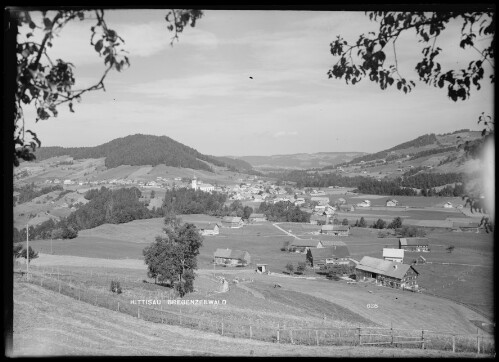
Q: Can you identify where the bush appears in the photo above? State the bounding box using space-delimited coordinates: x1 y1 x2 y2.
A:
110 280 122 294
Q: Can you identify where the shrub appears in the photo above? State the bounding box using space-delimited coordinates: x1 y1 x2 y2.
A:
110 280 122 294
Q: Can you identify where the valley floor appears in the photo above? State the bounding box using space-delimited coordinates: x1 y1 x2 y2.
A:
10 282 485 357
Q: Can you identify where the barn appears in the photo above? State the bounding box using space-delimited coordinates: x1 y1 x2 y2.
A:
382 248 404 263
399 238 429 252
306 246 351 269
289 239 318 253
213 248 251 267
249 213 267 223
316 240 347 248
193 222 220 236
355 256 419 290
221 216 244 228
320 224 350 236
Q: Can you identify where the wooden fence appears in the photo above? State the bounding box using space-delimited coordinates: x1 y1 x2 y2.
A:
19 269 495 355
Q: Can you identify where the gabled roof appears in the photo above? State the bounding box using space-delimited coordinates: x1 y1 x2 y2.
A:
193 222 219 230
290 239 318 248
356 256 418 279
321 225 350 232
452 221 480 228
399 238 429 246
309 246 350 259
222 216 242 223
383 248 404 259
250 213 266 218
214 248 249 260
318 240 347 247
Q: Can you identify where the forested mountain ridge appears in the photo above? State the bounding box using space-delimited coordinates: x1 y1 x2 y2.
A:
33 134 252 172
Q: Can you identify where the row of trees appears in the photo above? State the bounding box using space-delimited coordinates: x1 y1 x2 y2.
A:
14 182 64 204
258 201 311 223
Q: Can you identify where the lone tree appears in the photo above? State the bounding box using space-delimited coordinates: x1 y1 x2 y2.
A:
9 8 203 166
388 216 403 229
143 217 203 297
446 245 455 253
358 217 367 228
19 246 39 264
297 261 306 274
285 262 295 275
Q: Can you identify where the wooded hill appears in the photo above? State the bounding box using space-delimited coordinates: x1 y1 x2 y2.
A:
33 134 253 173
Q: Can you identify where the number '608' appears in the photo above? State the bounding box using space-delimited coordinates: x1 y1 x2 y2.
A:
367 304 378 308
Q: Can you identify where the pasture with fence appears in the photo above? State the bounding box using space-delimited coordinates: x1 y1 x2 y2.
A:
16 265 494 355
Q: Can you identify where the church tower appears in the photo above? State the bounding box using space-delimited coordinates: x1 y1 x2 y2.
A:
191 176 197 190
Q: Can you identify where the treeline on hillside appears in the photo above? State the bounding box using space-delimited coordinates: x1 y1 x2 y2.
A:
162 188 256 218
401 172 463 189
346 134 438 164
33 134 253 173
162 188 228 216
356 179 418 196
273 170 465 197
258 201 311 222
14 183 64 204
408 146 456 160
14 186 162 242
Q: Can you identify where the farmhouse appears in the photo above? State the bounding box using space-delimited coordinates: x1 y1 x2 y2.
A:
193 222 220 236
249 213 267 223
356 200 371 208
452 221 481 232
355 256 419 290
310 214 328 225
289 239 318 253
221 216 244 228
317 240 347 248
382 248 404 263
338 204 355 212
311 196 330 205
399 238 429 252
386 199 399 207
320 224 350 236
306 246 351 269
213 248 251 267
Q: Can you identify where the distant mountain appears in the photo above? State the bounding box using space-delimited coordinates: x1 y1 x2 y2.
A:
34 134 252 173
234 152 367 170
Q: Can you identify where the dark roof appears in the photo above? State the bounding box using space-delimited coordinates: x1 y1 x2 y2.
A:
222 216 242 223
310 246 350 259
250 213 266 219
214 248 249 260
318 240 347 247
321 225 349 232
399 238 429 246
356 256 418 279
290 239 318 248
452 221 480 228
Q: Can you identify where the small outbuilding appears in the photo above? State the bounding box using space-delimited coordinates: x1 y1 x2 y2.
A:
221 216 244 228
399 238 429 252
214 248 251 267
320 224 350 236
306 246 351 269
382 248 404 263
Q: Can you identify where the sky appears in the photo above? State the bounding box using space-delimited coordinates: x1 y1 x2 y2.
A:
20 9 494 157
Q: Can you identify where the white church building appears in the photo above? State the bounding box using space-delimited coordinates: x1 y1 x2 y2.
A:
192 177 214 192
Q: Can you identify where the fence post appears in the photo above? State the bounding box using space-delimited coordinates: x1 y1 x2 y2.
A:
250 325 252 339
477 329 480 354
117 302 120 312
180 308 182 325
358 327 361 346
290 329 294 344
221 319 224 336
391 325 394 346
316 330 319 346
138 306 140 319
277 323 280 343
421 330 425 350
452 335 455 353
58 280 61 293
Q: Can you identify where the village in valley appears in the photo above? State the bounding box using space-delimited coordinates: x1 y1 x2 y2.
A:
9 7 494 358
